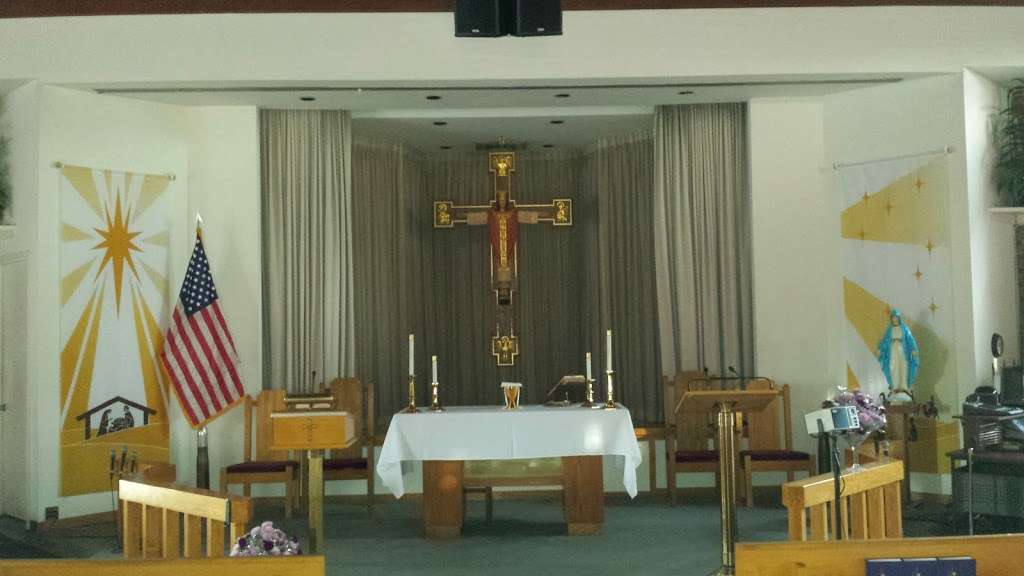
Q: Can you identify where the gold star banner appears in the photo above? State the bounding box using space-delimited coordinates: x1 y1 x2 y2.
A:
838 155 957 477
59 165 172 496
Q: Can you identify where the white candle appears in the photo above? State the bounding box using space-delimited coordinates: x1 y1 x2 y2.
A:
586 352 592 381
408 334 415 377
606 329 613 372
432 355 438 383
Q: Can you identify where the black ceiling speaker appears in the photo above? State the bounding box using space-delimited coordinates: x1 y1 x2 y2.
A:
511 0 562 37
455 0 509 37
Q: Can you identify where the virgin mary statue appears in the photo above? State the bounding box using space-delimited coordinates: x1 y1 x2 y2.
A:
878 309 920 390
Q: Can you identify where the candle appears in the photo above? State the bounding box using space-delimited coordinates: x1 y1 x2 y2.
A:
408 334 415 377
606 329 613 372
432 355 438 383
586 352 592 381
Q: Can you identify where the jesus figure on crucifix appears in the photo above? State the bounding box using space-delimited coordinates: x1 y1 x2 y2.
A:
433 152 573 365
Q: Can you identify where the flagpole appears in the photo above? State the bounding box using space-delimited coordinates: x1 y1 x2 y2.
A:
194 212 209 489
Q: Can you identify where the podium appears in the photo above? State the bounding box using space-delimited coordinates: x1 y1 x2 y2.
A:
270 410 355 553
677 389 780 576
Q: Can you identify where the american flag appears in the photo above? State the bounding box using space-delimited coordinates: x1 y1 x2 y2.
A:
160 232 244 427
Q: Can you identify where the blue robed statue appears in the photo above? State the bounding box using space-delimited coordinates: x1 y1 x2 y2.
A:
878 309 920 390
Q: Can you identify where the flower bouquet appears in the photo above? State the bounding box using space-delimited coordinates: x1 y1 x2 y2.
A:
829 388 887 471
230 521 302 557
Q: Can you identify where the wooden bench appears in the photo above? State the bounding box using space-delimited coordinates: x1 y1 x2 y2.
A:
782 460 903 541
120 479 251 558
463 458 564 520
736 534 1023 576
0 557 324 576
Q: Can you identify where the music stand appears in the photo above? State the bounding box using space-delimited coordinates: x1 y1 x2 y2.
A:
677 388 780 576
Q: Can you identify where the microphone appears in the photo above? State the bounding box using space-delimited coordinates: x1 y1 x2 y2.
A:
728 366 741 378
109 449 117 478
702 366 710 377
119 446 128 472
130 452 138 474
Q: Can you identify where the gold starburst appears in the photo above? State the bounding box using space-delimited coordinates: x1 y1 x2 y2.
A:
93 194 142 313
929 299 939 315
913 267 923 281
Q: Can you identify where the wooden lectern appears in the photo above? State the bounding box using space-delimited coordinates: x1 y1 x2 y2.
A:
677 389 780 576
270 410 354 553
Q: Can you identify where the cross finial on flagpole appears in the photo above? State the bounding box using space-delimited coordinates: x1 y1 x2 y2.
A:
195 213 204 239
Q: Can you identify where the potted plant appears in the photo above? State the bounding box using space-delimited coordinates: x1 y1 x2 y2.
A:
995 80 1024 206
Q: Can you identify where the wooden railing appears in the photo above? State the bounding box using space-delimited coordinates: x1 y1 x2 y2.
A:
119 479 252 558
782 460 903 541
0 557 324 576
736 534 1024 576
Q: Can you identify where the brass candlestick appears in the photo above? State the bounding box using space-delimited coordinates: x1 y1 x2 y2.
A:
604 369 618 409
430 380 443 412
403 375 418 413
582 377 596 408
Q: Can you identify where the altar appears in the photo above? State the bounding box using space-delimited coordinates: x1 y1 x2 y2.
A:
377 405 643 538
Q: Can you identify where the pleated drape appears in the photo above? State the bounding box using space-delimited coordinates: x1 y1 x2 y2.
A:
351 135 662 422
653 104 755 382
260 110 355 392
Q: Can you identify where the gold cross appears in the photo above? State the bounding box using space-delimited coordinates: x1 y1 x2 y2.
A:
857 228 866 241
304 418 317 442
862 191 870 204
915 176 924 192
926 239 935 255
913 266 923 281
929 299 939 316
885 200 894 215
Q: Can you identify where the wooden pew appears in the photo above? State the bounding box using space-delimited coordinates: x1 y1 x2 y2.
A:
0 556 324 576
782 460 903 541
119 479 252 558
736 534 1023 576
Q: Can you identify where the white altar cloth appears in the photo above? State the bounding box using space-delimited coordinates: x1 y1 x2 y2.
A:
376 405 643 498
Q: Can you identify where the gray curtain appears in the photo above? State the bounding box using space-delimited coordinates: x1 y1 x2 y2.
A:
352 135 662 423
261 110 356 392
653 104 754 382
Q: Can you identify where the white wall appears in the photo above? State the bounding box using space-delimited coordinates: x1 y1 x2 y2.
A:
182 106 262 491
749 98 832 458
963 70 1018 384
32 86 190 520
1 8 1024 86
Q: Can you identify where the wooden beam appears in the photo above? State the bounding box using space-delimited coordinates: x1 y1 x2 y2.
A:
119 480 231 523
3 0 1024 18
736 534 1024 576
782 460 903 509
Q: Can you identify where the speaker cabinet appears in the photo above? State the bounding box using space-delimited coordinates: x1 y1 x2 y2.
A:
511 0 562 37
455 0 509 37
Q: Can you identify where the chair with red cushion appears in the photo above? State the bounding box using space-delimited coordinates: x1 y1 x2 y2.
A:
219 390 297 517
738 381 815 507
664 372 734 505
324 378 375 515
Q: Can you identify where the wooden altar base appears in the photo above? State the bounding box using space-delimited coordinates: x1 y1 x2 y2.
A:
423 455 604 539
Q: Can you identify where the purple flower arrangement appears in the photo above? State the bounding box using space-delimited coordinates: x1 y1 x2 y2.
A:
832 388 887 436
230 521 301 557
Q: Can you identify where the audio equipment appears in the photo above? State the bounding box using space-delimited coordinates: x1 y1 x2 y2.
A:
455 0 509 37
510 0 562 37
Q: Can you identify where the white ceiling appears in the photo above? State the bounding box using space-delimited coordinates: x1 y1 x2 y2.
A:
82 75 916 149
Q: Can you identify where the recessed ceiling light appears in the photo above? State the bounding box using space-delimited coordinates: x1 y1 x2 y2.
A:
300 96 316 101
542 144 555 148
550 120 564 125
440 145 452 150
678 90 694 95
555 93 571 98
433 121 448 126
426 95 442 101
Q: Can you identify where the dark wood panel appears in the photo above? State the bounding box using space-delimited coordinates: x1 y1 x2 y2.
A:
3 0 1024 19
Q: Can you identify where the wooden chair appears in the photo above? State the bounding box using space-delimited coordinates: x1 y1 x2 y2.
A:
325 377 376 514
739 380 815 507
219 390 297 518
664 371 723 505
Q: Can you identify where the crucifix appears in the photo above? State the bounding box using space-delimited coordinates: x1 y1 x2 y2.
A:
433 151 573 366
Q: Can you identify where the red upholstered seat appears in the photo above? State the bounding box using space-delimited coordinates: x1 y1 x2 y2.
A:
675 450 719 463
324 458 368 471
740 449 811 462
225 460 297 474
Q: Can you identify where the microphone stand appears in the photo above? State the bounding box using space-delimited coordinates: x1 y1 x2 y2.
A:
818 420 845 540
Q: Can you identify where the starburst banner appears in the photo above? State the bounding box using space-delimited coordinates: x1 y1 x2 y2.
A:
59 165 172 496
838 155 957 411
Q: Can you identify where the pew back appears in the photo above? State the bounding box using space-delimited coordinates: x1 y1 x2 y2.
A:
0 556 324 576
782 460 903 541
120 479 252 559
